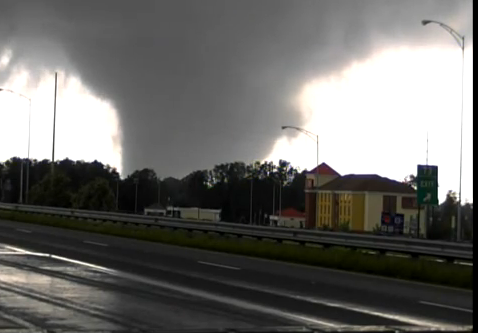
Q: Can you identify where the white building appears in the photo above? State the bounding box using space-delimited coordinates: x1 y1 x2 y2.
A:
166 206 221 222
270 208 306 228
144 203 167 216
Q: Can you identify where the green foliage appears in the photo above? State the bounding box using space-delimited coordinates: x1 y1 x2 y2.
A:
403 174 417 190
0 210 472 290
1 157 304 220
29 172 73 208
73 178 115 211
338 220 350 232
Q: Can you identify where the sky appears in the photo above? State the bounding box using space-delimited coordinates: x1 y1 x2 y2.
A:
0 0 473 203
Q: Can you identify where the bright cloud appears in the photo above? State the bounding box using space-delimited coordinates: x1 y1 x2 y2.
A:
267 45 473 203
0 48 12 70
0 60 123 174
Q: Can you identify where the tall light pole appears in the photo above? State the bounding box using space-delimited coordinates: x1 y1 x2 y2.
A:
51 72 58 180
248 163 257 225
115 176 120 211
422 19 465 241
250 175 253 224
134 177 139 213
0 88 32 204
282 126 319 226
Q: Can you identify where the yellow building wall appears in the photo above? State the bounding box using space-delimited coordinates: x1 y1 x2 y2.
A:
365 193 426 235
317 192 357 230
338 193 352 227
351 193 365 231
396 196 426 237
317 192 332 227
316 190 427 235
365 193 383 231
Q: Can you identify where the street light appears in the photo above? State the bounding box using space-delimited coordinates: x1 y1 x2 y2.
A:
281 126 319 227
115 175 120 211
134 177 139 213
0 88 32 204
422 19 465 241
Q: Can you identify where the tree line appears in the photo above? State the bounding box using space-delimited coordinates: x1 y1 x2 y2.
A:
0 157 305 224
0 158 472 241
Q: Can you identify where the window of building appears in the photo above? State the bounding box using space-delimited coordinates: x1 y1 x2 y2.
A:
382 195 397 213
307 179 314 188
401 196 417 209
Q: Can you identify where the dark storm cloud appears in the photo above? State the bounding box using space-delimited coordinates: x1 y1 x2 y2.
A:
0 0 472 177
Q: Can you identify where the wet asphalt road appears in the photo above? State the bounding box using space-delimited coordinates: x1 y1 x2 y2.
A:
0 219 473 332
0 244 288 332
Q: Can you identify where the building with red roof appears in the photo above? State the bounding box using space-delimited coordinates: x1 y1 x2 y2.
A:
270 207 306 228
304 163 425 236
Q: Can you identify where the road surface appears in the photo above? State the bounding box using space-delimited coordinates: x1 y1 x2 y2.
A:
0 219 472 332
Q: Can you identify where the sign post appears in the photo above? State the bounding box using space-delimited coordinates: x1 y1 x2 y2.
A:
416 165 438 238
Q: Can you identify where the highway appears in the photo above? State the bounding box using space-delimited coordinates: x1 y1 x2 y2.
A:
0 219 473 332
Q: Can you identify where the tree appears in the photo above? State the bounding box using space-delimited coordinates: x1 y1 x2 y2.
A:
1 156 309 220
73 178 115 211
428 190 456 240
461 203 473 241
403 174 417 189
29 172 73 208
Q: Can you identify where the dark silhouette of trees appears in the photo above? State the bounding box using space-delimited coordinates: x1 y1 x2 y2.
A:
0 157 473 240
74 178 115 211
29 172 73 208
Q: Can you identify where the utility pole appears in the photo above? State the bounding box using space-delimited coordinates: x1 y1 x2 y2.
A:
279 179 282 221
134 178 139 213
51 72 58 181
25 97 31 204
18 160 23 204
272 183 275 217
116 178 119 211
157 178 161 205
421 20 465 240
249 177 253 224
281 126 319 228
426 132 429 165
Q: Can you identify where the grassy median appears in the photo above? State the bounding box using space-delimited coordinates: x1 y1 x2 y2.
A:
0 210 472 290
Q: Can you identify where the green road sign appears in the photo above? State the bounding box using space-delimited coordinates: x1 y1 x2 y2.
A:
417 165 438 205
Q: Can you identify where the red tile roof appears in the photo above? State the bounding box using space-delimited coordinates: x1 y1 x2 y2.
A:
275 208 305 218
308 162 340 176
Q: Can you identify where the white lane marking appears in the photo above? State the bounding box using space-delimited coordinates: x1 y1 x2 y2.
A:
420 301 473 313
195 277 452 328
16 228 32 233
1 243 341 327
198 261 241 270
0 309 39 330
457 261 473 267
103 269 339 327
50 254 115 273
3 245 50 257
83 240 108 247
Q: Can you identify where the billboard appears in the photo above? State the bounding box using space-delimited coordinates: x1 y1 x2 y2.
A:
381 212 404 235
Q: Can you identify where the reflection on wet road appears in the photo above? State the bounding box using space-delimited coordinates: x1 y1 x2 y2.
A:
0 244 287 332
0 220 472 333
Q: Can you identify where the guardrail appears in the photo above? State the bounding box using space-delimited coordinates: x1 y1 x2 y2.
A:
0 203 472 262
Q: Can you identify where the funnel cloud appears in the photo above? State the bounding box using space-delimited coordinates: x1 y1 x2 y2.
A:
0 0 472 177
